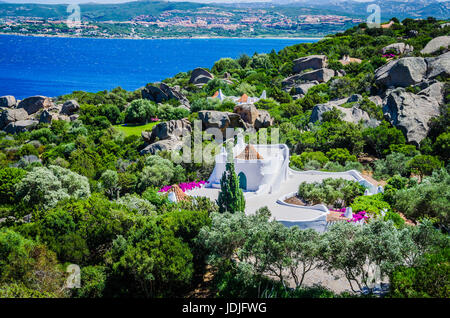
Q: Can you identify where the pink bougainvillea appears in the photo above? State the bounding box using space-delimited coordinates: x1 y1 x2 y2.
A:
158 180 209 193
341 210 370 223
330 207 346 213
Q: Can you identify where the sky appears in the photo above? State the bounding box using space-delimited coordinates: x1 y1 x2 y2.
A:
0 0 390 4
0 0 445 3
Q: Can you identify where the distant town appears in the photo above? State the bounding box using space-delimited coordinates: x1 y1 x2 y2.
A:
0 7 364 38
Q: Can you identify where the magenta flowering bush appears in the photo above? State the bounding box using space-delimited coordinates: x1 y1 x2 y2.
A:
158 180 209 193
382 53 396 58
330 207 346 213
150 117 160 122
341 210 370 223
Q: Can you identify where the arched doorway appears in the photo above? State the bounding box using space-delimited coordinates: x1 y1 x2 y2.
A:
238 172 247 190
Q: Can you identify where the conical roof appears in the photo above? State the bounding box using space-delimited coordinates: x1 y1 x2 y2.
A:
168 184 188 201
237 94 248 103
235 144 263 160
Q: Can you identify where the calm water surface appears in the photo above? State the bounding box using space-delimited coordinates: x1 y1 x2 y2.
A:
0 35 318 99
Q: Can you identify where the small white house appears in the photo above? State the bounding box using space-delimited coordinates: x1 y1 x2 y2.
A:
207 134 290 195
211 89 267 104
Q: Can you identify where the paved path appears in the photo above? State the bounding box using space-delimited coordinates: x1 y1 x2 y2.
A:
188 169 371 222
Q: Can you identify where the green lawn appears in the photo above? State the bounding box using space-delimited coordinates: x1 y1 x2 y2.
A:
112 122 158 137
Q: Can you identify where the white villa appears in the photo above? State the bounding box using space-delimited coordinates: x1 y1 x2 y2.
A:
210 89 267 104
207 134 289 195
187 134 381 232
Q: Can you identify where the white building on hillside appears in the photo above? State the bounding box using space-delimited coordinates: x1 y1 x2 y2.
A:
211 89 267 104
207 134 290 195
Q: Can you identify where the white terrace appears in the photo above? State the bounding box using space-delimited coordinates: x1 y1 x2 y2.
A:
187 135 380 232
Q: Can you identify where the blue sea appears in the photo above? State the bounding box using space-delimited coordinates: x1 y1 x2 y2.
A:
0 35 318 99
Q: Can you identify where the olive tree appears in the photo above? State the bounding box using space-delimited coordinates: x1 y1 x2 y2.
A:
100 169 120 199
319 219 406 293
124 99 156 124
138 155 184 192
16 165 90 210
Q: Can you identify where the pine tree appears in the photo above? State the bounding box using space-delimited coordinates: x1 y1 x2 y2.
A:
217 161 245 214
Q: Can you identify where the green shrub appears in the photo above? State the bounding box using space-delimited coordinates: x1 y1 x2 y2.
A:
384 211 405 228
358 97 383 120
212 58 241 74
392 169 449 225
389 248 450 298
374 152 411 179
388 144 420 157
298 178 365 207
124 99 156 124
0 167 26 204
363 121 406 157
350 193 391 215
407 155 442 180
290 152 328 170
326 148 357 165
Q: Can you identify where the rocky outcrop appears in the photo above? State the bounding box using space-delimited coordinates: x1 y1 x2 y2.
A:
234 104 274 129
198 110 246 132
254 110 273 129
383 88 441 146
0 108 29 129
382 43 414 55
222 72 234 85
60 100 80 115
4 120 39 134
142 118 192 144
39 108 71 124
39 110 53 124
417 81 446 105
426 52 450 79
140 137 184 155
375 57 427 87
297 68 335 83
233 103 260 126
142 84 169 103
368 95 383 107
407 30 418 38
420 36 450 55
293 55 327 73
375 52 449 88
0 96 16 108
281 74 302 91
189 68 214 86
310 95 373 125
293 81 319 95
140 118 191 155
17 96 53 115
160 83 190 108
282 71 333 90
142 83 190 107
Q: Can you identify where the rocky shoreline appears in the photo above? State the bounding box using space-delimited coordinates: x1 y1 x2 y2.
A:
0 32 323 41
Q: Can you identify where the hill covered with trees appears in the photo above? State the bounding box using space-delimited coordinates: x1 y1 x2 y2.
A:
0 17 449 298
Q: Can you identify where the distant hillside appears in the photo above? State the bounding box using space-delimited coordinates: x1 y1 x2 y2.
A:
292 0 450 21
0 1 207 21
2 0 447 21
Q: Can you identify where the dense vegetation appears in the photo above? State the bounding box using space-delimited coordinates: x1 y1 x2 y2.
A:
0 17 449 298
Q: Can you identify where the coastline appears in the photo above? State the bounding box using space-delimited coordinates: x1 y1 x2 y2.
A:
0 32 324 41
